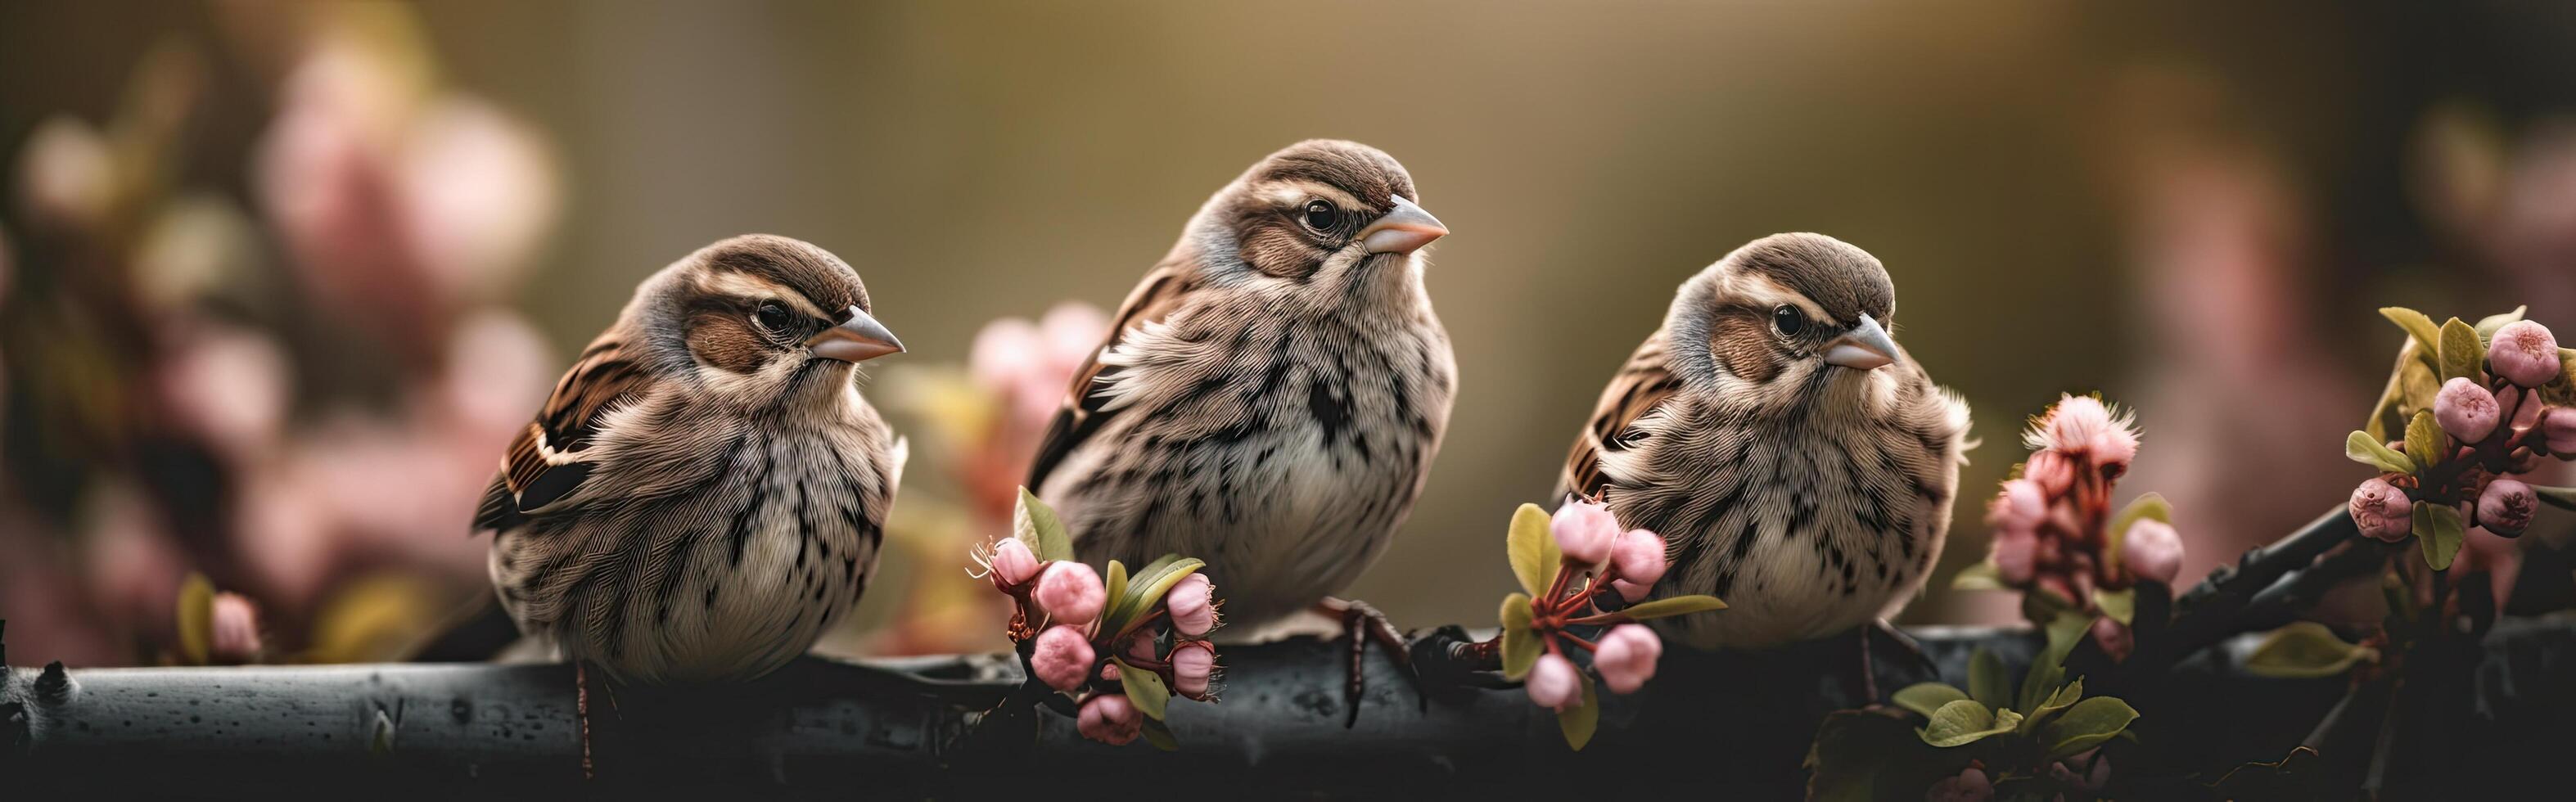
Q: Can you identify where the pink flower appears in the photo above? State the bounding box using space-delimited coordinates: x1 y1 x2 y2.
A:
2090 615 2135 661
1591 624 1663 694
2434 377 2501 444
1609 529 1668 599
988 538 1040 588
2032 394 2139 468
1924 766 1994 802
1525 653 1582 711
1076 692 1143 746
1550 498 1620 565
2022 450 2077 497
1030 625 1096 692
2542 408 2576 456
1166 573 1217 637
2488 321 2563 389
1992 528 2038 585
1035 561 1106 626
1171 641 1216 699
2477 479 2537 537
210 592 263 663
2119 519 2184 586
2349 477 2414 543
1986 479 2046 533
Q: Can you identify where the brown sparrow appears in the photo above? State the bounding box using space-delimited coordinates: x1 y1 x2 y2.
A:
1563 232 1970 654
1026 139 1455 723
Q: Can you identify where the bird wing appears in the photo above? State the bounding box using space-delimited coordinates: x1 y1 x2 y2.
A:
1027 262 1193 493
471 335 654 532
1563 332 1685 498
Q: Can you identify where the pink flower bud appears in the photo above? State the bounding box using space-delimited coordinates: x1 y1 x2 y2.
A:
2488 320 2563 389
1035 561 1106 626
1030 624 1096 692
2477 479 2537 537
1076 692 1142 746
1171 641 1216 699
1525 653 1582 711
1610 529 1668 592
2118 518 2183 586
1166 573 1217 637
1550 498 1620 565
2435 377 2501 444
989 538 1040 588
2023 450 2077 497
1985 479 2046 535
1925 766 1994 802
2350 477 2415 543
1592 624 1664 694
210 592 262 663
2542 408 2576 457
2036 394 2140 468
2090 615 2134 661
1992 528 2039 585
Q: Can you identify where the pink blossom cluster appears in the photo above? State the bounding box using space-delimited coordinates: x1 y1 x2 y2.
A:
975 538 1220 746
1981 395 2185 659
1522 498 1676 710
2350 320 2571 543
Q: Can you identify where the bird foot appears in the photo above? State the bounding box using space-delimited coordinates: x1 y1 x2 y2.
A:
1315 597 1426 728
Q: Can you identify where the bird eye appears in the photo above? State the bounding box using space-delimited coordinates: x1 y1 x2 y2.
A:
753 302 793 333
1302 200 1338 233
1771 305 1807 336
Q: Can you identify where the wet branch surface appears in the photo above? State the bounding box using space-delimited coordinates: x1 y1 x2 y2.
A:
7 616 2574 800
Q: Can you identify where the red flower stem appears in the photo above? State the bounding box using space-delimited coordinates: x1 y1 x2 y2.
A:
1559 634 1599 653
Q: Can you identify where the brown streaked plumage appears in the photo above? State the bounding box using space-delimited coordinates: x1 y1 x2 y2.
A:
1563 232 1970 651
476 234 907 685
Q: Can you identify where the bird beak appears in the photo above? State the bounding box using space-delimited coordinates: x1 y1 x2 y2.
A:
805 306 905 363
1360 196 1448 255
1822 314 1898 371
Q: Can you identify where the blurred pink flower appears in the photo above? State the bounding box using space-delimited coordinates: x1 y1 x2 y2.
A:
1029 624 1094 692
395 97 557 304
2487 321 2561 389
1034 561 1105 626
1924 766 1993 802
1076 692 1142 746
1591 624 1662 694
154 322 295 465
1986 479 2046 535
2031 394 2140 469
210 592 263 663
2434 377 2500 444
987 538 1040 588
971 303 1110 432
2119 518 2183 586
1525 653 1581 711
1171 640 1216 700
1550 497 1619 565
2349 477 2414 543
80 484 187 631
2542 408 2576 455
1991 528 2038 586
2022 450 2077 497
1165 573 1216 637
2090 615 2134 662
1609 529 1667 601
2476 479 2535 537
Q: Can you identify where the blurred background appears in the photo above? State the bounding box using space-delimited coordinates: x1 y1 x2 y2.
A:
4 1 2573 668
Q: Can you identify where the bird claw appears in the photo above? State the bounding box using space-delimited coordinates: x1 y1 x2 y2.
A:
1319 598 1426 728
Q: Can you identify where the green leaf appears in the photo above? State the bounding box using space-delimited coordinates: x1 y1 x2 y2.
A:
1115 657 1172 721
2243 621 2379 678
1121 556 1203 623
1013 487 1073 563
1615 594 1726 620
2041 696 2139 760
1557 669 1599 750
2536 485 2576 512
1507 503 1559 598
1103 559 1129 619
2019 678 2084 734
1968 648 2012 710
1920 700 2014 747
1139 716 1180 750
1950 561 2004 591
2417 503 2465 571
2406 411 2447 467
2402 358 2442 417
2474 305 2527 337
2438 317 2482 381
1499 593 1540 680
2019 611 2093 711
2380 307 2442 353
176 573 214 665
2093 588 2136 626
2344 430 2414 475
1892 683 1969 719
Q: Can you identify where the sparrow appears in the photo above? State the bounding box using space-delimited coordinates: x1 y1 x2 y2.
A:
1562 232 1970 658
472 234 907 769
1026 139 1455 723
